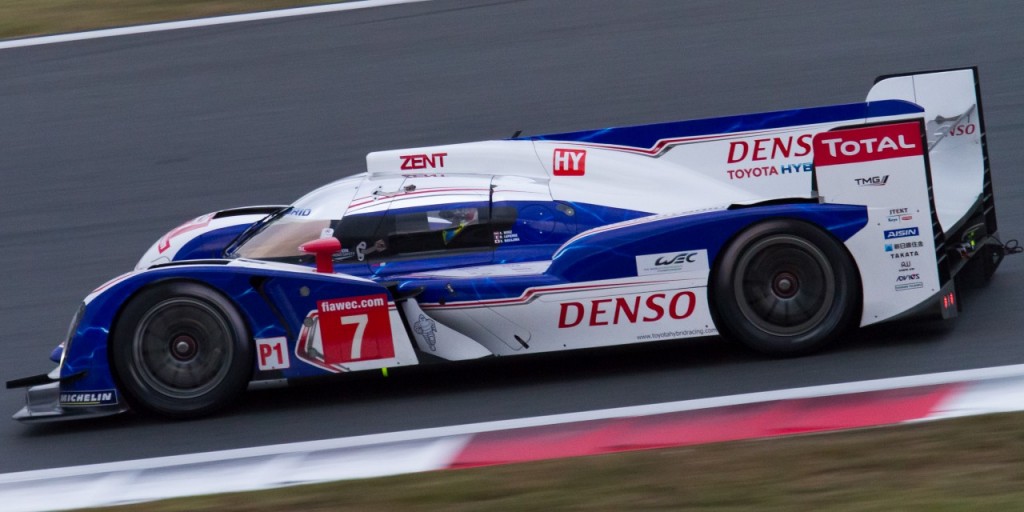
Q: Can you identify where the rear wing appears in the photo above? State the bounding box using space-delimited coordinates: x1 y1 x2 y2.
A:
867 67 993 238
814 67 1005 324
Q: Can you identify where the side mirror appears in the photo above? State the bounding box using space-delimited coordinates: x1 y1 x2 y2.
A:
298 238 342 274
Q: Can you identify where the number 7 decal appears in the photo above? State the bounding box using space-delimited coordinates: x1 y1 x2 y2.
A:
316 294 395 364
341 314 368 360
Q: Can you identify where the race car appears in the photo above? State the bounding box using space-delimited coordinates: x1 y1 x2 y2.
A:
7 67 1011 421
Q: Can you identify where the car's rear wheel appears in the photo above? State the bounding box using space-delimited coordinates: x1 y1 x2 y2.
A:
111 281 252 418
711 219 859 355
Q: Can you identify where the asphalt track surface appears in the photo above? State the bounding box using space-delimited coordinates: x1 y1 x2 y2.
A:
1 0 1022 473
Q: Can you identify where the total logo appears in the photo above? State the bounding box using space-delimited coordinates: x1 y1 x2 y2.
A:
855 175 889 186
558 291 697 328
820 135 916 157
814 122 922 165
884 227 920 239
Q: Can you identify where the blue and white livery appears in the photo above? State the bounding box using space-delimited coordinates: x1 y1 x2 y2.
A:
8 68 1009 421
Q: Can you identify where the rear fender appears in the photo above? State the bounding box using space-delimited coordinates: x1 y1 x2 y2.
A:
813 120 947 325
547 204 867 283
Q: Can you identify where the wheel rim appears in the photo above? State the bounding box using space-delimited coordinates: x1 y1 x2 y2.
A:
733 234 836 337
132 297 234 399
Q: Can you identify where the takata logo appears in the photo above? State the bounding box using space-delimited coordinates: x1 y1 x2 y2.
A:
400 152 447 170
855 175 889 186
553 148 586 176
814 122 923 166
884 227 920 239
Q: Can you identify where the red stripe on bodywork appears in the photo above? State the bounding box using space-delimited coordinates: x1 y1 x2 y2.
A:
448 384 959 468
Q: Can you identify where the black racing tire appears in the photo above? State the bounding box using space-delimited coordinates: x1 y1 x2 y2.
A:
710 219 860 356
111 281 252 419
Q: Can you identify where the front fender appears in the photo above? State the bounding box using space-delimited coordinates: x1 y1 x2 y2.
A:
136 205 286 270
60 260 417 403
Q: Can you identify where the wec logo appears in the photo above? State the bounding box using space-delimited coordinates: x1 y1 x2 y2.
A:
636 249 709 276
884 227 920 239
655 252 700 265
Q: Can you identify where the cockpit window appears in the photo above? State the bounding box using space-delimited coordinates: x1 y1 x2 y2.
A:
230 176 359 261
339 204 494 262
231 214 332 259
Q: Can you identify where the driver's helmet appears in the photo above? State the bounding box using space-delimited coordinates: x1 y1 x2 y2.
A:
442 207 479 225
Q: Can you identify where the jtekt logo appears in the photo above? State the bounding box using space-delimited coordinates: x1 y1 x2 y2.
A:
553 148 586 176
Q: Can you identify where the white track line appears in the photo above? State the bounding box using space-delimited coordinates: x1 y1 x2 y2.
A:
3 362 1024 484
0 0 431 51
4 364 1024 512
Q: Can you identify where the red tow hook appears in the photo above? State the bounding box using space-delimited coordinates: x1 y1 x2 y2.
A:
299 238 342 274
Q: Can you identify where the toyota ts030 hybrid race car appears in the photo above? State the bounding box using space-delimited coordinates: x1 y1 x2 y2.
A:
7 67 1013 422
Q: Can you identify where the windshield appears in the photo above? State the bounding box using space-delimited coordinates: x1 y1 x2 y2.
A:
230 176 361 260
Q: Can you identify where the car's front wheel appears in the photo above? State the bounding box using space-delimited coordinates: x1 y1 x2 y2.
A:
111 281 252 418
711 219 860 356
